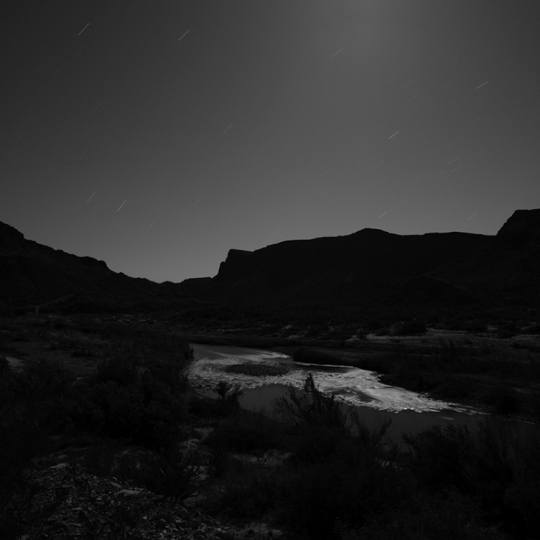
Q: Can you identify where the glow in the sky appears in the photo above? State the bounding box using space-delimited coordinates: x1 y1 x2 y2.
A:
2 0 540 282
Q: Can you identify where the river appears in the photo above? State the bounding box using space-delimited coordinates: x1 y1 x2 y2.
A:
188 343 491 440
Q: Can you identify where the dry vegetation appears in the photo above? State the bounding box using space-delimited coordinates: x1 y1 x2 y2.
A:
1 313 540 539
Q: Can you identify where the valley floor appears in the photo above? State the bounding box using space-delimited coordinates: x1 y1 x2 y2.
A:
2 312 540 539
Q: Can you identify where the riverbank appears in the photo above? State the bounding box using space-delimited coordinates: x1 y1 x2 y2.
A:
189 343 465 416
182 330 540 423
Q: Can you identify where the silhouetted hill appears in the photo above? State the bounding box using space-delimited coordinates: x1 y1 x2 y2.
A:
429 209 540 304
0 221 186 312
178 209 540 310
2 209 539 315
180 228 489 306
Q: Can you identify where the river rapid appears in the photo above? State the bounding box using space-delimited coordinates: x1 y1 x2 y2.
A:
188 343 488 439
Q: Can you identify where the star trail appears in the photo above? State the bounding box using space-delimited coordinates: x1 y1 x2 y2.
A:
2 0 540 282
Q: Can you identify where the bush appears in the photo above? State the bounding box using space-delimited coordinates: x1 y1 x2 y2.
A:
274 373 357 437
204 461 290 519
84 444 204 502
135 447 205 500
205 411 286 455
344 491 507 540
215 381 243 410
290 424 343 464
363 318 384 331
0 360 68 540
481 383 521 415
68 378 188 449
188 396 231 419
97 354 139 385
274 373 391 466
0 418 51 539
464 321 488 333
525 323 540 334
402 418 540 538
394 320 427 336
497 322 518 339
282 441 413 539
433 374 475 399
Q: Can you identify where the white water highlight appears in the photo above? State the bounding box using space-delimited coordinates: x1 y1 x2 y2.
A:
189 344 473 414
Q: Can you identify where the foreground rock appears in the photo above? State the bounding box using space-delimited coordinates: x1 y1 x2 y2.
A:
21 461 283 540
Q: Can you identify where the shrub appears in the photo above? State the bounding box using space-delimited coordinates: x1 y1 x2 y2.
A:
207 435 230 478
205 411 286 455
204 461 290 519
274 374 391 467
0 418 51 539
402 418 540 538
97 354 139 385
394 319 427 336
481 383 521 415
433 374 475 399
464 321 488 333
343 491 507 540
282 441 413 539
274 373 356 437
290 424 343 464
497 322 518 339
363 318 384 331
135 447 205 501
402 423 476 493
188 396 231 419
215 381 243 409
68 372 188 450
84 444 204 502
525 323 540 334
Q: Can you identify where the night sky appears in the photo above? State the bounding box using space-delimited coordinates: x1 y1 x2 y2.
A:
3 1 540 283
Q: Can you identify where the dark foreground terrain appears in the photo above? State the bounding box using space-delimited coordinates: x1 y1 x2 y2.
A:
2 313 540 540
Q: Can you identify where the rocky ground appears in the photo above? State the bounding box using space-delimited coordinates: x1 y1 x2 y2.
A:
20 449 284 540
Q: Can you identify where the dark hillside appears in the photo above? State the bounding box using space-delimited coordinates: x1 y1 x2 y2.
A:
2 209 540 315
429 209 540 304
0 221 185 312
177 209 540 312
183 227 490 306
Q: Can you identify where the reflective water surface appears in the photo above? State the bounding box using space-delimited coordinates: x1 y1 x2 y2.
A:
189 343 491 439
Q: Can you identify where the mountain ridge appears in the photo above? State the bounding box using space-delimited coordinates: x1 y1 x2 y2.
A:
183 209 540 309
2 209 540 313
0 221 185 312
